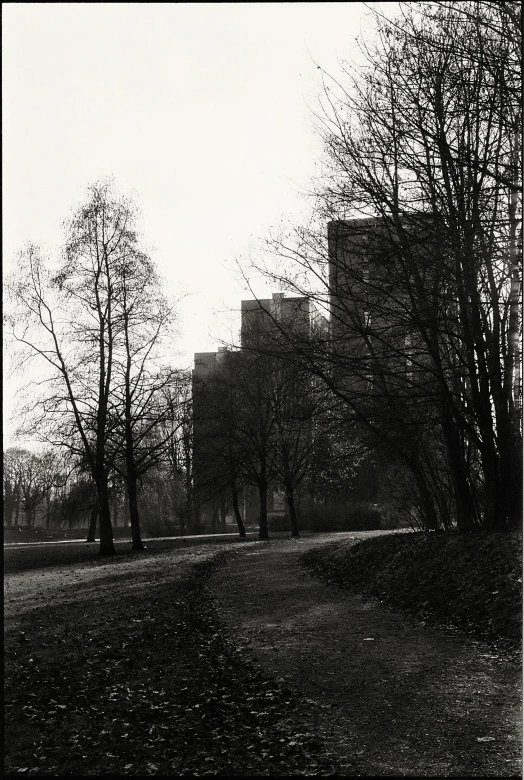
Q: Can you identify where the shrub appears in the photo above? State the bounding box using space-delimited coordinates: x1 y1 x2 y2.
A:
299 501 384 532
268 514 291 532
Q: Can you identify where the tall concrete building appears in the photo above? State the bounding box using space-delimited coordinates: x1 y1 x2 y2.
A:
241 292 328 348
191 348 230 529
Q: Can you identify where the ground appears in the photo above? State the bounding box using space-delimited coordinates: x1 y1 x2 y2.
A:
4 531 522 776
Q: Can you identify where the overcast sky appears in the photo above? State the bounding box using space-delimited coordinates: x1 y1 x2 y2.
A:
3 2 381 445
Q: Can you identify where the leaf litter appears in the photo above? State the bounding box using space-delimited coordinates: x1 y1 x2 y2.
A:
4 544 350 776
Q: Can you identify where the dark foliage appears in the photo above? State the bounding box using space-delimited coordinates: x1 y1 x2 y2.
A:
299 504 384 533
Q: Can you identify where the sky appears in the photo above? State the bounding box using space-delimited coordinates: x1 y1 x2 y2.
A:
3 2 382 446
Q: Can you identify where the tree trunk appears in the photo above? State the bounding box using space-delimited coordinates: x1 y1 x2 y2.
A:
258 482 269 540
211 500 219 533
231 482 246 538
127 475 144 550
491 376 522 530
440 409 477 531
96 474 115 556
285 484 300 538
219 495 227 532
479 443 503 531
505 438 523 530
86 506 98 542
123 390 145 549
505 112 523 529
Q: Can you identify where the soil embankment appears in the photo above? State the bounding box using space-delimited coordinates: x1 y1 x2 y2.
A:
301 531 522 650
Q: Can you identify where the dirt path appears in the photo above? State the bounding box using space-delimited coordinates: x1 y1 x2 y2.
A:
209 536 522 777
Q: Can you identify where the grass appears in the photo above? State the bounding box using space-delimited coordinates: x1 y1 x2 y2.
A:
301 531 522 651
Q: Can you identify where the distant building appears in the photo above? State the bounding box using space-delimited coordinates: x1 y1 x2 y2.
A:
192 348 229 529
241 292 328 348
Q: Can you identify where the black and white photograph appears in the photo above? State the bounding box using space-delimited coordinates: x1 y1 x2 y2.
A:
3 2 522 776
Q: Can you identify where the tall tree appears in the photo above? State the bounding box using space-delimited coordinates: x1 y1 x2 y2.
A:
109 245 178 551
6 182 147 553
254 1 521 531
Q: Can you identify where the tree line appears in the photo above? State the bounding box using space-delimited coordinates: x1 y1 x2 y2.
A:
249 0 521 533
193 307 390 540
3 441 195 539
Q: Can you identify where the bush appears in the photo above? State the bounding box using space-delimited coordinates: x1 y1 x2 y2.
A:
268 514 291 532
140 516 179 538
299 501 384 532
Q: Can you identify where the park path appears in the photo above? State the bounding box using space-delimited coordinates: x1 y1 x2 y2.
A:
209 536 522 777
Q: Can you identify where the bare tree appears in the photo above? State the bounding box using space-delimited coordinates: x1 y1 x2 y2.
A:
37 448 70 531
6 181 148 554
4 448 32 527
162 373 196 535
108 245 179 550
252 1 521 531
4 448 23 527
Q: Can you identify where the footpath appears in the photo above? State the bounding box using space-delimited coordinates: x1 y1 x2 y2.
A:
209 537 522 777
